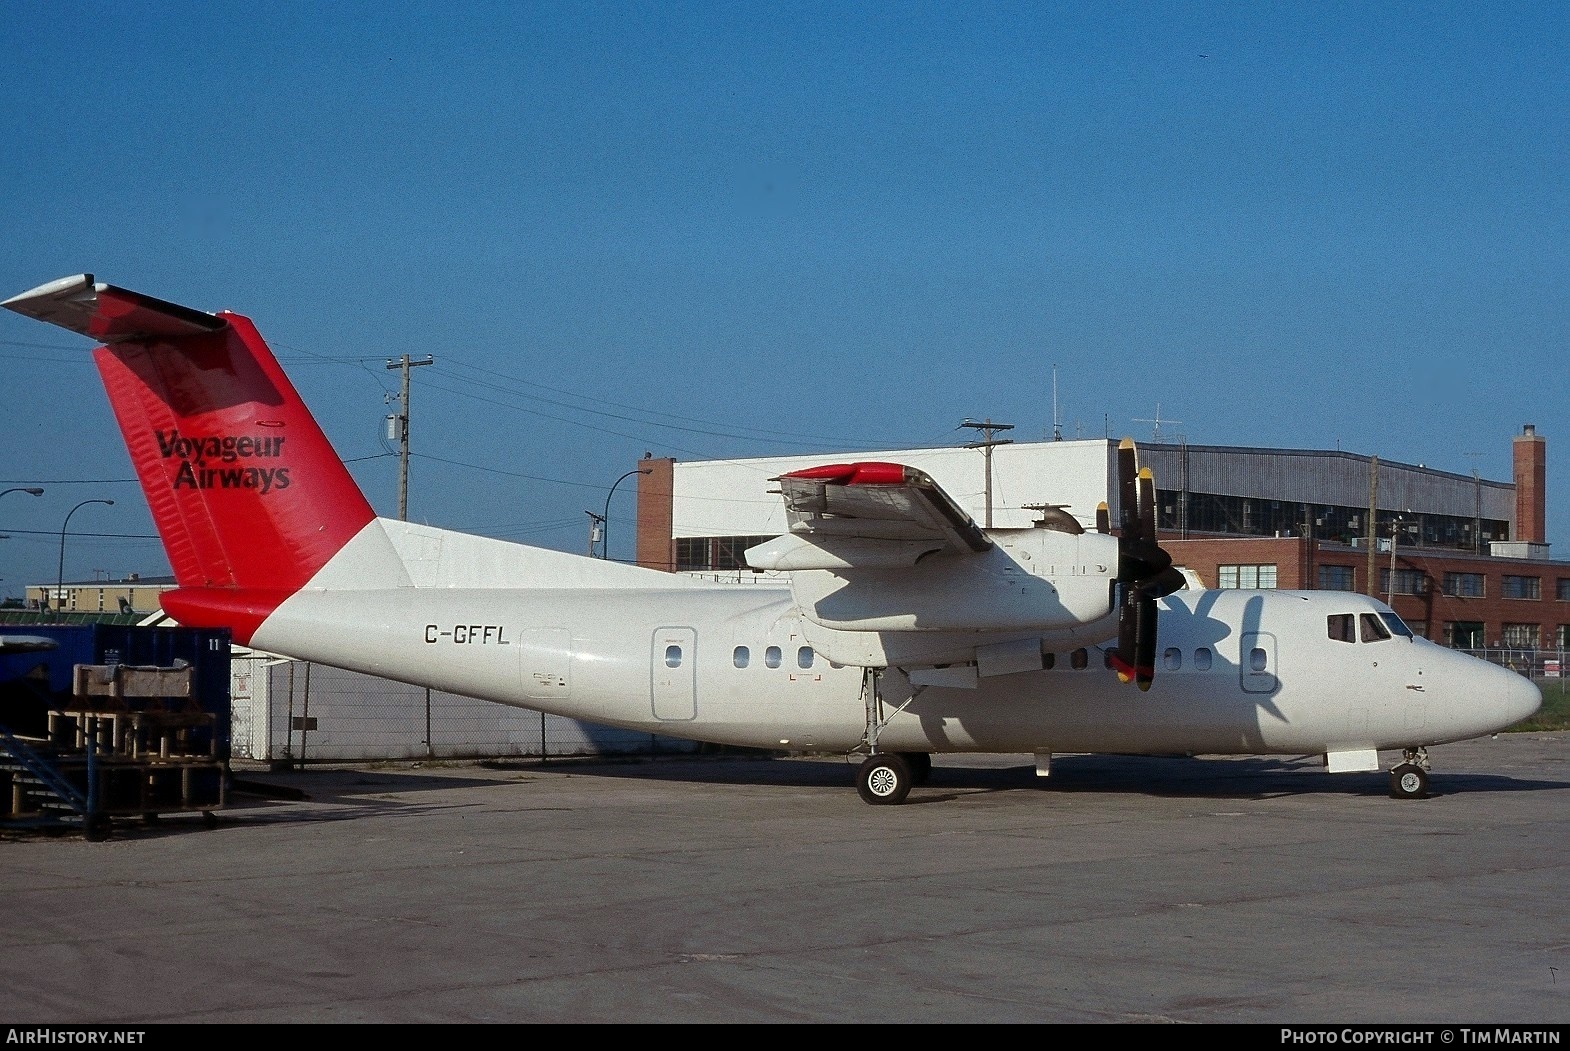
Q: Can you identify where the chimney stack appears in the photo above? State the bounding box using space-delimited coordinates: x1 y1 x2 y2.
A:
1512 424 1546 543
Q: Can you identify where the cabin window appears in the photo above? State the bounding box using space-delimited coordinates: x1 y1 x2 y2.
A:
733 646 749 669
1193 647 1212 670
797 646 814 669
1104 649 1117 670
1249 647 1268 672
1070 648 1088 670
1041 652 1056 670
1359 613 1391 643
764 645 782 669
1163 647 1181 671
1327 614 1356 643
664 645 683 668
1380 612 1414 639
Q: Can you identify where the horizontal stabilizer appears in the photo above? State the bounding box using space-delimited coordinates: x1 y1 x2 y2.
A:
2 274 227 343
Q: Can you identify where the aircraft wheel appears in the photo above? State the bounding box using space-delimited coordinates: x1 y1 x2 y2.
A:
857 754 912 805
1389 763 1429 800
898 752 932 785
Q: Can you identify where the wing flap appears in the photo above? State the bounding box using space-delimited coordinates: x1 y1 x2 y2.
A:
774 462 991 556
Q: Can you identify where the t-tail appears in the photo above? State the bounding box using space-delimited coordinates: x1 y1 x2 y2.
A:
3 275 377 643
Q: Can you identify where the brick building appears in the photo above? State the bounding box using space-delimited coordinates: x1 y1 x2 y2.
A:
632 426 1564 653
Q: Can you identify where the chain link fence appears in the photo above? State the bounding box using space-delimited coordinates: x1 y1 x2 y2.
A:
1459 648 1567 681
230 657 697 765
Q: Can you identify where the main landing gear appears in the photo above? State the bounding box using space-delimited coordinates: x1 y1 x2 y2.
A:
1389 746 1432 799
854 668 932 805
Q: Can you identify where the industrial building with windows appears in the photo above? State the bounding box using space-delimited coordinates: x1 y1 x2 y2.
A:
632 425 1564 657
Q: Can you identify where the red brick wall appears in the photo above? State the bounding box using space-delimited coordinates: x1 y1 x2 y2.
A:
635 457 676 571
1513 425 1547 544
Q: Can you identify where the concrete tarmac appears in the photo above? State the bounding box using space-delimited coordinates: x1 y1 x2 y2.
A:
3 732 1568 1025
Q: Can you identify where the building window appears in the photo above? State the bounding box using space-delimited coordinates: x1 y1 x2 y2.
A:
1445 621 1484 648
1558 579 1570 601
1318 565 1355 591
1379 568 1426 596
1501 623 1540 648
1501 575 1541 600
1218 564 1277 589
676 535 779 573
1443 572 1485 598
1556 625 1569 649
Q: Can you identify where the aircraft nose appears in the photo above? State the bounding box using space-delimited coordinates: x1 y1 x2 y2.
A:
1502 667 1543 726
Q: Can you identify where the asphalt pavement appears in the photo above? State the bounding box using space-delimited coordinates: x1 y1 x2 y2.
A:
3 732 1568 1024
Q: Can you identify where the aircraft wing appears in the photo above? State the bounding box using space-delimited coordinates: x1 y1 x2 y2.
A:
761 462 991 567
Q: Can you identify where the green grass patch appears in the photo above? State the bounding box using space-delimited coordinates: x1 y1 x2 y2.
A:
1510 678 1570 732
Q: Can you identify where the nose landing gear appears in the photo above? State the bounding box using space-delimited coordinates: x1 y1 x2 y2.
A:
1389 747 1432 799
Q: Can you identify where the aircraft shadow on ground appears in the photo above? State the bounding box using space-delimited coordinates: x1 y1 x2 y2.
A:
40 752 1553 842
472 752 1569 801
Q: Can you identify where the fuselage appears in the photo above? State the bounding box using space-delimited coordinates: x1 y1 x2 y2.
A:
235 521 1540 759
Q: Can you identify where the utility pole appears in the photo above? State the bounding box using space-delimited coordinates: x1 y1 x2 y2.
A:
1387 514 1405 606
1464 452 1484 554
961 418 1013 528
585 511 605 557
385 354 434 520
1365 455 1379 597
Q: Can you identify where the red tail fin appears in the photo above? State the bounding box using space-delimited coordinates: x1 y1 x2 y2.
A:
5 276 376 639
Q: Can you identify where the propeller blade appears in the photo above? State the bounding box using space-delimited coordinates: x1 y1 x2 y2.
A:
1117 438 1139 546
1111 587 1141 684
1095 501 1111 535
1137 466 1158 548
1134 591 1157 691
1108 437 1174 691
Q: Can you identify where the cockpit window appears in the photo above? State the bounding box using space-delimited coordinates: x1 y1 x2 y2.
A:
1360 613 1392 643
1379 612 1414 639
1327 614 1356 643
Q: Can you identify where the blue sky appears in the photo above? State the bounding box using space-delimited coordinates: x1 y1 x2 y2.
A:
1 2 1566 598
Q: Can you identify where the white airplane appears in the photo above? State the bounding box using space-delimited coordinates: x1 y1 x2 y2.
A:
4 275 1542 804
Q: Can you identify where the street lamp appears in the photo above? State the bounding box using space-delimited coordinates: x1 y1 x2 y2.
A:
1 487 44 499
56 499 114 613
1386 513 1407 607
601 468 653 560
